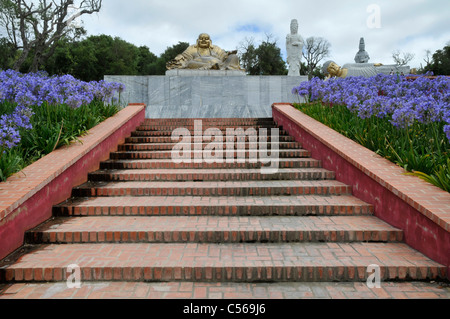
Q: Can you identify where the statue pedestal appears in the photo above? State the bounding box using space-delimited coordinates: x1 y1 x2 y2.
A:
165 69 247 76
105 74 308 119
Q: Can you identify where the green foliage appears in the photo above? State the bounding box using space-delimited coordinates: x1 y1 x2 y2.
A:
0 100 120 181
0 37 16 70
239 42 258 73
300 62 324 79
0 147 24 181
151 42 190 75
74 35 141 81
137 46 158 75
424 44 450 76
160 42 190 62
7 31 290 79
407 158 450 192
295 102 450 192
244 38 287 75
254 41 287 75
40 35 190 80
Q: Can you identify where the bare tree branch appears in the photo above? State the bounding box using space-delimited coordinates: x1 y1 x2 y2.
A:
303 37 331 79
0 0 102 71
392 50 415 66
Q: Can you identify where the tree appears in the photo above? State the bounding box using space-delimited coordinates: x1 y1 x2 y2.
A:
41 34 164 80
238 35 287 75
300 61 323 79
69 36 98 80
73 35 141 81
423 50 432 68
140 41 189 75
0 37 16 69
238 37 258 73
42 36 75 75
392 50 415 66
0 0 102 72
424 43 450 75
153 41 190 75
137 45 158 75
160 41 189 63
303 37 331 80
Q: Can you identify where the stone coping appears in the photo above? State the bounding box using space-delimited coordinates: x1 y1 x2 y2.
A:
165 69 247 76
0 104 146 223
272 103 450 233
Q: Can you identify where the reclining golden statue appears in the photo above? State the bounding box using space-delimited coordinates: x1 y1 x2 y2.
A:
322 61 384 79
167 33 244 71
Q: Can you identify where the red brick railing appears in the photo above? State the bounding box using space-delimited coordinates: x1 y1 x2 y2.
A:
272 103 450 277
405 76 450 80
0 104 146 261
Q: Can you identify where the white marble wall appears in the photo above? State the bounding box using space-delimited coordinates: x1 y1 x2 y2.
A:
104 75 308 118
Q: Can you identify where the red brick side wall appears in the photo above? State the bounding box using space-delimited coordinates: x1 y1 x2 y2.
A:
0 104 146 261
272 103 450 277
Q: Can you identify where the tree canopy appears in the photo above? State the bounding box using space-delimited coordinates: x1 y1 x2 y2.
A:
1 32 290 80
0 34 190 81
303 37 331 80
238 35 287 75
0 0 102 72
424 43 450 76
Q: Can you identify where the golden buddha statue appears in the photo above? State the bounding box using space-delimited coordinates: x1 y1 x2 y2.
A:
167 33 244 71
322 61 384 80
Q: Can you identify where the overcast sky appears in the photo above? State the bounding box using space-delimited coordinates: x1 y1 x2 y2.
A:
80 0 449 69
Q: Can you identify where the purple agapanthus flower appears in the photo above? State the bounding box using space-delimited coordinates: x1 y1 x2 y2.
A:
0 70 125 152
292 74 450 142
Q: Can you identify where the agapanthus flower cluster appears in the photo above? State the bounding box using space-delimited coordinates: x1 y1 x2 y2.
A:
0 70 125 152
0 105 33 152
292 74 450 142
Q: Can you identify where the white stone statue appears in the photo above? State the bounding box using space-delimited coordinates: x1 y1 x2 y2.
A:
354 37 370 63
286 19 304 76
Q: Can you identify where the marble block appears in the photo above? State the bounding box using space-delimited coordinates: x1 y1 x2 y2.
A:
165 69 246 76
105 75 308 118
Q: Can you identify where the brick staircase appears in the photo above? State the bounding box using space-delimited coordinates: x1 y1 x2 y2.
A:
0 118 447 295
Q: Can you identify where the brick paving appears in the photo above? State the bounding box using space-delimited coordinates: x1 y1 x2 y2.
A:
1 281 449 299
72 180 353 197
0 117 448 299
52 195 373 217
25 216 404 244
2 242 446 282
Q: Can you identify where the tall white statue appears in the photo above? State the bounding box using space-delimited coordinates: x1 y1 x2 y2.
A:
286 19 304 76
354 37 370 63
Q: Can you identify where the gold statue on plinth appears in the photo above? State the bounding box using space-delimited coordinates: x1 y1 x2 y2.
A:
167 33 244 71
322 61 384 80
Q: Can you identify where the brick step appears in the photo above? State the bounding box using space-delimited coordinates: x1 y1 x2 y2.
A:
131 129 290 137
109 149 310 160
87 168 335 182
1 243 445 283
73 180 352 197
118 142 301 152
126 135 296 144
99 158 322 170
143 118 274 125
25 216 404 244
2 281 449 299
53 195 373 217
136 124 280 131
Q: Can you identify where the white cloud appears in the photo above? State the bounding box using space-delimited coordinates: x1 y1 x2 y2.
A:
82 0 450 69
